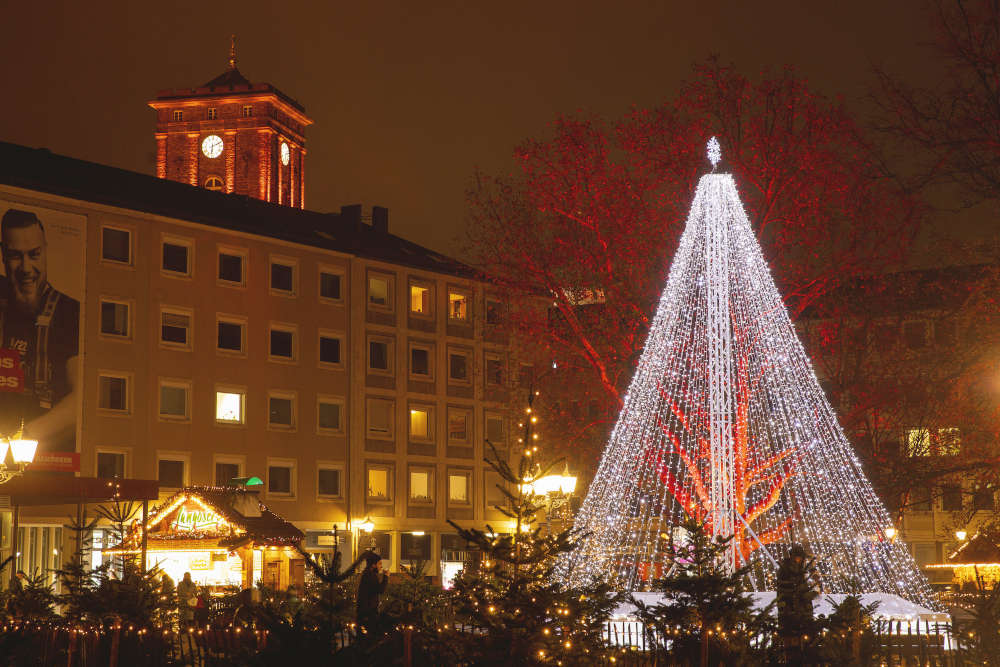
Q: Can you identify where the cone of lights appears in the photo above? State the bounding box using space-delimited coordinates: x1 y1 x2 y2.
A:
558 139 935 607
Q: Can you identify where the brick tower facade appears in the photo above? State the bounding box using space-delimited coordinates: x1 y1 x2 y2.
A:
149 41 312 208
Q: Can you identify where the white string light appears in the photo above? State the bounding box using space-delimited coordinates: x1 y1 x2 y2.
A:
557 142 937 609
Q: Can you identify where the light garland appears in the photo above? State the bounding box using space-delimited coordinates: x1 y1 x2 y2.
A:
557 140 937 609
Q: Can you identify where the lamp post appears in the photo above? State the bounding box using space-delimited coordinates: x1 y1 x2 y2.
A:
522 464 578 533
0 422 38 485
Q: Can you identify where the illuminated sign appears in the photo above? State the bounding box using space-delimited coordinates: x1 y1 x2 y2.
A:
171 506 224 533
0 349 24 392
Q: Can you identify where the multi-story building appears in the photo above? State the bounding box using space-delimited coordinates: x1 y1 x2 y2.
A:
0 59 516 584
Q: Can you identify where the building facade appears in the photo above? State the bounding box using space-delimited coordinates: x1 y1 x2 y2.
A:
0 141 515 584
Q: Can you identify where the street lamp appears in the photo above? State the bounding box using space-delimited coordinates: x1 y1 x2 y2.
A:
955 529 968 542
0 423 38 485
884 526 898 541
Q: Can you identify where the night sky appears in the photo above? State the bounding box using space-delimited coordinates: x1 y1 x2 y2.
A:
0 1 939 257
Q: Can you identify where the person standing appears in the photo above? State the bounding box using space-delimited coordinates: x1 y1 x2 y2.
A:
176 572 197 627
355 552 388 637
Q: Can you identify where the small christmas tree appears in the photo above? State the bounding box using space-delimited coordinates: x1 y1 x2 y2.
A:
632 517 767 666
445 389 619 665
775 544 819 662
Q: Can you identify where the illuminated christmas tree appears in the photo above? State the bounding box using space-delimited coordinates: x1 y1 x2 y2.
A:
559 139 935 607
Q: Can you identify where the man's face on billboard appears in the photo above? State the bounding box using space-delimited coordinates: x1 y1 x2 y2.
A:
2 223 47 310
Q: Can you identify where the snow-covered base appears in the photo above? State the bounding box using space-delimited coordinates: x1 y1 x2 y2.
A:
605 592 951 648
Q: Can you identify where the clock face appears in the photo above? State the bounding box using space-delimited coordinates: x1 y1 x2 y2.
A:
201 135 224 159
280 142 290 166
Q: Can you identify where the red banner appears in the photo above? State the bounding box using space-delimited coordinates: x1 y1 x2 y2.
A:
29 452 80 473
0 349 23 393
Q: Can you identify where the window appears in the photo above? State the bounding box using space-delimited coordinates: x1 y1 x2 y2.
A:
410 283 431 315
317 466 342 499
204 176 224 191
96 451 125 479
160 309 192 348
172 110 183 121
410 344 432 378
367 465 392 501
101 227 131 264
99 299 129 338
942 484 963 511
98 374 129 412
267 459 296 497
319 269 343 301
448 472 470 504
903 320 928 350
448 408 471 444
448 291 469 321
269 324 297 361
409 406 432 440
448 350 470 383
486 413 505 446
409 469 432 503
215 388 246 424
368 274 391 308
937 428 961 456
207 107 217 120
159 381 190 420
485 471 505 508
217 317 246 353
317 397 344 434
157 457 186 488
161 240 191 275
904 428 930 457
241 105 253 117
218 249 246 285
910 486 932 511
974 485 995 511
319 333 342 366
270 258 296 294
214 459 243 486
485 354 504 386
485 298 503 325
268 393 295 429
368 337 392 373
367 398 394 438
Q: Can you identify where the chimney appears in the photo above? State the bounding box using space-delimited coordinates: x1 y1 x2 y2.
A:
340 204 363 233
372 206 389 233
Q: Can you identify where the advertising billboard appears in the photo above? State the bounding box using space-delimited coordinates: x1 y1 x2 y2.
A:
0 201 84 456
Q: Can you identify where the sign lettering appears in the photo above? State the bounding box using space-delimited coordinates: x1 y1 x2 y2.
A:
171 506 224 533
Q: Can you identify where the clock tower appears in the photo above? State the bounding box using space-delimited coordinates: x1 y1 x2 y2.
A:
148 38 312 208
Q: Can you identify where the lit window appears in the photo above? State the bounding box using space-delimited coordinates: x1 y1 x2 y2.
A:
904 428 930 457
159 382 189 420
448 292 468 320
410 470 431 502
367 467 390 500
241 105 253 117
369 276 390 307
937 428 961 456
205 176 224 191
409 407 430 439
172 110 183 121
215 390 245 424
448 473 469 504
98 375 128 412
99 300 129 338
410 285 431 314
101 227 131 264
319 270 342 300
161 309 192 348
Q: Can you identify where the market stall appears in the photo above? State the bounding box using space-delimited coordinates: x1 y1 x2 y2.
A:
112 486 304 591
927 532 1000 591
